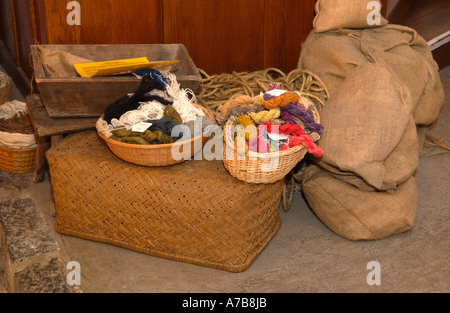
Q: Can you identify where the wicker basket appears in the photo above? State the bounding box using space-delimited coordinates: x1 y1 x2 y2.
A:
47 131 284 272
0 72 12 105
0 99 36 174
97 104 216 167
222 97 321 184
223 120 320 184
0 145 36 174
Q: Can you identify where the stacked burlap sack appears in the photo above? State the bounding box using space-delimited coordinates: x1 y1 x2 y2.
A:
297 0 445 240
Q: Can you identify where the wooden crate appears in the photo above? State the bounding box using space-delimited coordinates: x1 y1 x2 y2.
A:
31 44 201 118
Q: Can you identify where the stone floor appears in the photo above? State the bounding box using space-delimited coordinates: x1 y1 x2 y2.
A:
0 65 449 294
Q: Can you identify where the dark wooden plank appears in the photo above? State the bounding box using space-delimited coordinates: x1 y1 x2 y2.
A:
263 0 315 72
380 0 388 17
0 0 16 61
33 135 50 183
404 0 450 42
387 0 418 24
26 94 97 137
431 41 450 70
12 0 35 78
33 0 48 44
0 40 30 97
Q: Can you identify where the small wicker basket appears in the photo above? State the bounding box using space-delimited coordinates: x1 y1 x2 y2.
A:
0 145 36 174
0 97 37 174
222 98 321 184
97 104 216 167
223 120 320 184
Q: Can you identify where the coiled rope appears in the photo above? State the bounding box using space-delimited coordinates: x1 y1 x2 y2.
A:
196 68 330 212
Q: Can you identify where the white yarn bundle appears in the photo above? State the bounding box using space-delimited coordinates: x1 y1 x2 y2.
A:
163 72 205 123
118 100 165 126
97 70 205 137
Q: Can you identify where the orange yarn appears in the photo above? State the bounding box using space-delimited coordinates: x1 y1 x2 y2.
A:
262 92 299 110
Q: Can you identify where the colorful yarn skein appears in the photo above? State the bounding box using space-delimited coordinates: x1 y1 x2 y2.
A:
262 91 299 110
111 127 174 145
258 122 323 157
281 103 324 135
249 108 281 123
236 114 258 141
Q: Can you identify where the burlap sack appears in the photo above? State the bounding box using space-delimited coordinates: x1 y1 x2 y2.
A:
302 165 417 241
36 46 92 78
312 63 413 190
313 0 388 33
298 24 445 126
328 117 419 192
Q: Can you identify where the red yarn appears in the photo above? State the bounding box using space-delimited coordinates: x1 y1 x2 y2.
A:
279 135 324 157
258 122 323 157
258 122 305 137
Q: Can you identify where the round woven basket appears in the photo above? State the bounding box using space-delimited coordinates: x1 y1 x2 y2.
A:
0 145 36 174
0 72 12 105
0 100 37 174
222 99 321 184
97 104 216 167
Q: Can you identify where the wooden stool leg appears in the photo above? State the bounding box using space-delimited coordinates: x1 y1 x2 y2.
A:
33 136 51 183
51 135 64 146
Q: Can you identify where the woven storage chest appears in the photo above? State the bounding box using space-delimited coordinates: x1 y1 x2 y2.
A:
47 131 284 272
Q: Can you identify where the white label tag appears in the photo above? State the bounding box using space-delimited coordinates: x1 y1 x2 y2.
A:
110 118 122 128
266 89 287 97
267 132 290 141
132 122 153 133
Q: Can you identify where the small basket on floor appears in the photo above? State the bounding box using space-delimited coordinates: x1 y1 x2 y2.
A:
0 145 36 174
97 103 215 167
0 100 37 174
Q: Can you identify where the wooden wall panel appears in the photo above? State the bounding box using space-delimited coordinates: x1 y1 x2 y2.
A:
0 0 17 62
41 0 163 44
163 0 266 75
80 0 163 44
263 0 315 72
41 0 80 44
12 0 35 76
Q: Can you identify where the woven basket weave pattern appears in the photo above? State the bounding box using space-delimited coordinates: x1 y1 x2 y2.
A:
47 132 283 272
0 145 36 174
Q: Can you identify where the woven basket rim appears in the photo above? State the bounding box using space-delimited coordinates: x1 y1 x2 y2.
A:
98 127 203 149
0 144 37 152
97 103 216 150
0 129 36 137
